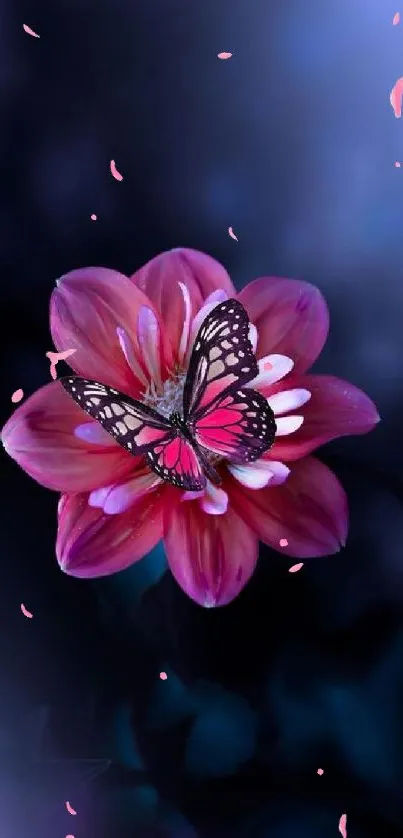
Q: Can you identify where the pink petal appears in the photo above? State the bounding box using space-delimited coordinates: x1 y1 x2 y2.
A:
131 249 236 360
50 266 173 393
289 562 304 573
246 354 294 391
267 388 311 415
269 375 380 461
163 500 258 607
238 277 329 374
1 381 134 492
57 485 169 577
137 306 163 387
227 456 348 558
200 481 229 515
90 470 162 515
74 422 115 445
187 289 229 356
228 459 290 489
274 416 305 436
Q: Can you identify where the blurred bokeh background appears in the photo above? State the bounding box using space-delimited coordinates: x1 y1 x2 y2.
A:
1 1 403 836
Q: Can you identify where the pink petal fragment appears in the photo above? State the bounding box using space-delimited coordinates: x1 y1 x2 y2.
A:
66 834 75 838
218 52 232 59
227 455 348 558
46 349 76 380
11 389 24 403
90 213 97 221
228 226 238 241
289 562 304 573
131 248 235 360
390 77 403 118
57 487 169 577
395 161 401 167
23 24 40 38
65 801 77 816
317 768 324 775
21 603 33 618
178 281 192 364
137 306 162 386
393 12 400 25
200 481 229 515
279 538 289 547
339 813 347 838
238 276 329 375
159 671 168 680
101 471 162 515
163 499 258 607
110 159 123 181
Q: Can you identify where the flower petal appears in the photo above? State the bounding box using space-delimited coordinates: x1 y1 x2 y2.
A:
246 354 294 391
50 266 173 393
200 480 229 515
267 388 311 415
1 381 134 492
269 375 380 461
238 276 329 374
74 422 115 445
163 500 258 607
57 485 169 577
131 249 236 359
228 459 290 489
227 456 348 558
91 470 162 515
274 416 305 436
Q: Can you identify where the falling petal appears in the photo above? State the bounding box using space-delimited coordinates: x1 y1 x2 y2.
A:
90 213 97 221
279 538 289 547
23 24 40 38
317 768 324 775
393 12 400 25
339 813 347 838
110 159 123 181
228 226 238 241
66 835 75 838
390 77 403 117
21 603 33 618
395 161 401 167
218 51 232 59
46 349 76 380
11 389 24 403
65 801 77 815
159 672 167 680
289 562 304 573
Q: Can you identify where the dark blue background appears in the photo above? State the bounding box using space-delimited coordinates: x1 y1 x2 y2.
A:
1 1 403 836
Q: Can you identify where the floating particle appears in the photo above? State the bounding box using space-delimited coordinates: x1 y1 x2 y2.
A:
90 213 97 221
110 159 123 181
23 24 40 38
339 814 347 838
11 389 24 403
218 52 232 59
65 801 77 816
317 768 324 775
46 349 76 380
393 12 400 25
159 672 167 680
65 835 75 838
289 563 304 573
21 603 33 618
279 538 288 547
390 77 403 117
228 226 238 241
395 161 401 167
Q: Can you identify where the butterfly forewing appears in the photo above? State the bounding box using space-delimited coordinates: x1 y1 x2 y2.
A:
183 299 259 420
60 377 207 491
193 387 276 463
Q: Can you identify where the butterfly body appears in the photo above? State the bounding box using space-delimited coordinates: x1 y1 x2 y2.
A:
60 299 276 492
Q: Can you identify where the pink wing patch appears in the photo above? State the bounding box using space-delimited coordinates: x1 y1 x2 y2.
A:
194 387 276 463
146 435 206 490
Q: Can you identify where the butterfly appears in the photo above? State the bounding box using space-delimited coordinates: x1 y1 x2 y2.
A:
60 298 276 491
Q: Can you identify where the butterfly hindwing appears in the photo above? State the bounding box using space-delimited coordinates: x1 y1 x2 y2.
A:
183 298 259 419
192 387 276 463
60 376 206 491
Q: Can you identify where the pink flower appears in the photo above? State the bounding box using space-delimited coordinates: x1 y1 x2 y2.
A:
1 250 379 607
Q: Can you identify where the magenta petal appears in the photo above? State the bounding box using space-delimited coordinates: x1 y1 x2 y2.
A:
131 248 236 358
1 381 134 492
227 456 348 558
238 276 329 374
57 486 168 577
163 499 258 607
269 375 380 461
50 266 173 392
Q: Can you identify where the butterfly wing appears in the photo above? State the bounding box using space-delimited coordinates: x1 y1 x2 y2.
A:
60 376 206 491
192 387 276 464
182 298 259 419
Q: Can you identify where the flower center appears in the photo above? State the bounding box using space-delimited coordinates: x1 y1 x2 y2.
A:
142 371 187 418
